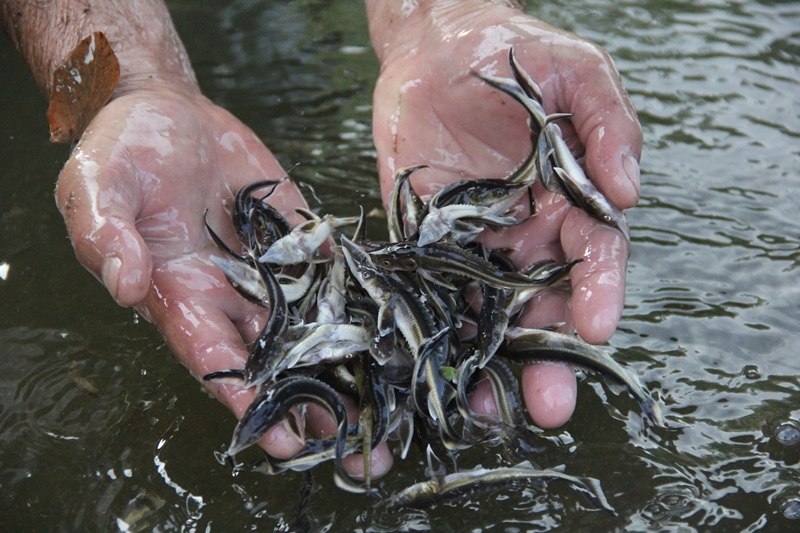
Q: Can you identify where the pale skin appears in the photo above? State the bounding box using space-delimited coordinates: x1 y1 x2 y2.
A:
2 0 641 479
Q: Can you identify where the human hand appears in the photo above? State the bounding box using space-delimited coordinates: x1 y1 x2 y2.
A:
367 0 643 428
54 85 394 477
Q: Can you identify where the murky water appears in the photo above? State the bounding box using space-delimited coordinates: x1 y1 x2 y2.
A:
1 0 799 531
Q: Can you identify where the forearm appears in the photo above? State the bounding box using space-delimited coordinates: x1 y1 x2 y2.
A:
1 0 198 97
364 0 525 62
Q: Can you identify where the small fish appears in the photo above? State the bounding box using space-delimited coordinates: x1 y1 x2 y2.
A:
211 253 318 305
346 296 398 366
386 460 615 514
352 352 393 489
454 351 540 459
501 327 665 428
370 241 553 290
259 209 359 265
209 254 266 303
387 165 427 242
341 236 436 359
424 178 535 209
411 328 471 450
284 323 369 371
227 376 371 495
116 491 166 533
511 259 583 310
230 179 291 252
547 128 631 240
314 253 347 324
475 282 514 367
68 361 100 397
411 175 537 247
242 259 289 387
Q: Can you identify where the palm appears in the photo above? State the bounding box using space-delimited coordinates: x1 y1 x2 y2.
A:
55 89 313 458
371 5 642 426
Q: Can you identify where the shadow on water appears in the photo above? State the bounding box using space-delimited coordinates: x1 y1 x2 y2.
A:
1 0 799 531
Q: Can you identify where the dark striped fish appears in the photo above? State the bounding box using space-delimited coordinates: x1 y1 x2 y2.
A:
500 327 665 428
386 460 615 514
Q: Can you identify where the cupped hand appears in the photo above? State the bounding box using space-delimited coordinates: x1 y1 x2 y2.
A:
54 85 393 477
370 1 643 428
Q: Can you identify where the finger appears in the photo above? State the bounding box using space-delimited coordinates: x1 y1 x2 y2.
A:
518 284 577 428
562 208 630 344
555 42 643 210
469 285 577 429
521 362 577 429
467 362 577 430
55 144 152 307
490 187 571 268
342 442 394 480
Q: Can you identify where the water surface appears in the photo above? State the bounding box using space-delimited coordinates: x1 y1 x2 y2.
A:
1 0 799 531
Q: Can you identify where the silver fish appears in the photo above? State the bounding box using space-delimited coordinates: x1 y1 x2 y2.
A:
545 125 631 239
387 165 427 242
259 208 359 265
341 236 435 359
210 254 318 304
285 323 370 371
369 241 560 291
411 328 470 450
417 198 527 247
386 460 615 513
314 252 347 325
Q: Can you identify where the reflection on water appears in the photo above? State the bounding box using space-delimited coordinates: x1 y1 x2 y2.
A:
1 0 799 530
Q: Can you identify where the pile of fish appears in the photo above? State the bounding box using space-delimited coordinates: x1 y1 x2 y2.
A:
203 49 662 512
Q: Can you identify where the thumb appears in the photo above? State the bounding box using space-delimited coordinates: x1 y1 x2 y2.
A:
55 144 152 307
560 47 643 210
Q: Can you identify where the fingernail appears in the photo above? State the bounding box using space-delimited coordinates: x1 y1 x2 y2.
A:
370 446 394 478
101 256 122 303
622 153 641 199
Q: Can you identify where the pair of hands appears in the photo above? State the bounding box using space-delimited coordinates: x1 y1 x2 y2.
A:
54 2 641 478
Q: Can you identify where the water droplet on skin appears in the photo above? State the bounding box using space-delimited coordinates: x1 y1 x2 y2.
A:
774 421 800 446
781 498 800 520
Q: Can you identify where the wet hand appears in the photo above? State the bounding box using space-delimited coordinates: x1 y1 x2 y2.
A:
54 86 392 478
369 0 643 428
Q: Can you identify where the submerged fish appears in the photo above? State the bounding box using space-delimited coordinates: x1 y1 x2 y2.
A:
386 460 615 514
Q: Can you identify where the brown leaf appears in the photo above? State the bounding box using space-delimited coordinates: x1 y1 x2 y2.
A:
46 31 120 144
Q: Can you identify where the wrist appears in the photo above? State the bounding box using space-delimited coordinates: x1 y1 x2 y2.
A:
365 0 526 65
1 0 200 99
110 37 200 100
